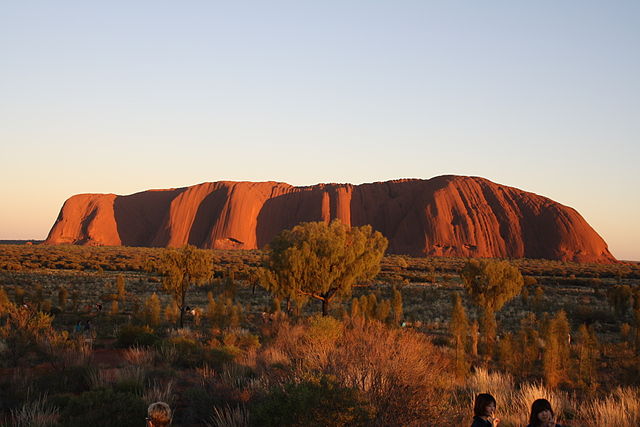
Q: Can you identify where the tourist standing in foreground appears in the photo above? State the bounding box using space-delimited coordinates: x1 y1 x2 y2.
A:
471 393 500 427
146 402 172 427
526 398 566 427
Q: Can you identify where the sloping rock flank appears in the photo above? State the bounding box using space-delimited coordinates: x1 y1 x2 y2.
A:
45 176 616 263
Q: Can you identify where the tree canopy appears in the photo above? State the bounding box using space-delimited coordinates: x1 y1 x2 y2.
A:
460 259 524 313
261 220 388 316
155 245 213 327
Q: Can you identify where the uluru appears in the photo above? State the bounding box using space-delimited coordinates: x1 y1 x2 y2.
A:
44 175 616 263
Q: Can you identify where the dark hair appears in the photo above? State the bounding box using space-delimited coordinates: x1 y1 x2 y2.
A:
473 393 497 417
528 398 554 426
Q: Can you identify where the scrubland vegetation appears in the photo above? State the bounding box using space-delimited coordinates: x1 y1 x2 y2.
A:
0 226 639 426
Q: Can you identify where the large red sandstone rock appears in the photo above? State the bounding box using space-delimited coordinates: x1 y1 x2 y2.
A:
44 176 616 263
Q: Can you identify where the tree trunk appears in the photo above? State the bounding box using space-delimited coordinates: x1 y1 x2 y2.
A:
322 299 329 316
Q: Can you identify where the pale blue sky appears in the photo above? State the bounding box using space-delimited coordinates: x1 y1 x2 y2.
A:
1 1 639 260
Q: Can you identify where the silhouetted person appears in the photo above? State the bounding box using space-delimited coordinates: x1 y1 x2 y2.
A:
471 393 500 427
146 401 172 427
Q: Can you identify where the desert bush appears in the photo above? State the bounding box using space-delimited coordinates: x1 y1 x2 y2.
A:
578 387 640 427
250 376 374 427
219 363 255 389
327 319 453 426
0 302 56 366
155 341 179 365
116 324 159 348
143 379 175 406
124 344 155 366
60 388 146 427
208 404 250 427
87 368 119 390
113 365 146 395
9 393 59 427
221 328 261 352
33 365 92 395
165 334 238 369
181 386 220 425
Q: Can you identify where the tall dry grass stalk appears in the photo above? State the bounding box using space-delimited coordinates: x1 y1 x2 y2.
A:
118 365 146 387
124 344 155 366
207 405 249 427
579 387 640 427
157 342 178 365
87 367 118 389
219 363 253 389
143 380 175 406
10 393 59 427
196 364 217 389
87 365 146 390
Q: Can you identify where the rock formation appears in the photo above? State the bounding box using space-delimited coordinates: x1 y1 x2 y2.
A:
45 175 616 263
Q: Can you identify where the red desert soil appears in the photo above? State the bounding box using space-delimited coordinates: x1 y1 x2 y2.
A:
45 175 616 263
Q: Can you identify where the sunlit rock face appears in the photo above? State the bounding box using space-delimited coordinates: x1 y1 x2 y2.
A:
45 175 616 263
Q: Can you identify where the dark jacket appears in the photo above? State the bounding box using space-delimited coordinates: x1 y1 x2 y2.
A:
471 416 492 427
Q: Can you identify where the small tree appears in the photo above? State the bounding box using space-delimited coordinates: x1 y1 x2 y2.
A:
449 293 469 377
392 287 403 325
460 259 524 313
116 276 126 303
543 310 571 387
154 245 213 327
497 332 516 374
574 323 599 387
461 259 523 358
57 286 68 311
142 293 162 327
261 220 388 316
110 300 119 316
0 287 10 315
470 320 479 357
164 300 179 324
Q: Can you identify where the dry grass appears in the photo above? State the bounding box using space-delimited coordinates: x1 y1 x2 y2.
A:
87 367 119 389
465 368 574 427
143 380 175 406
329 319 454 426
156 342 178 365
10 393 58 427
207 405 249 427
259 317 454 426
124 344 155 366
465 369 640 427
87 365 146 390
578 387 640 427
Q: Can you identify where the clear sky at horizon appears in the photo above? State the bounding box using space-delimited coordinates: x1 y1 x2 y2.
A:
1 1 639 260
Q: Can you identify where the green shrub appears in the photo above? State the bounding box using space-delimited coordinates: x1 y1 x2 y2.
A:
116 324 158 348
208 346 240 370
61 388 146 427
251 376 374 427
33 365 91 394
181 386 218 425
166 336 206 368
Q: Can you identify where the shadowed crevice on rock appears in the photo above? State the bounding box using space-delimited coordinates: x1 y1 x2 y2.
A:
114 189 185 247
256 188 326 248
189 186 230 248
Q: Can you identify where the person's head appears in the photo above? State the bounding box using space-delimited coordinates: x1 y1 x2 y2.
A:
473 393 497 418
146 402 172 427
529 398 554 426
